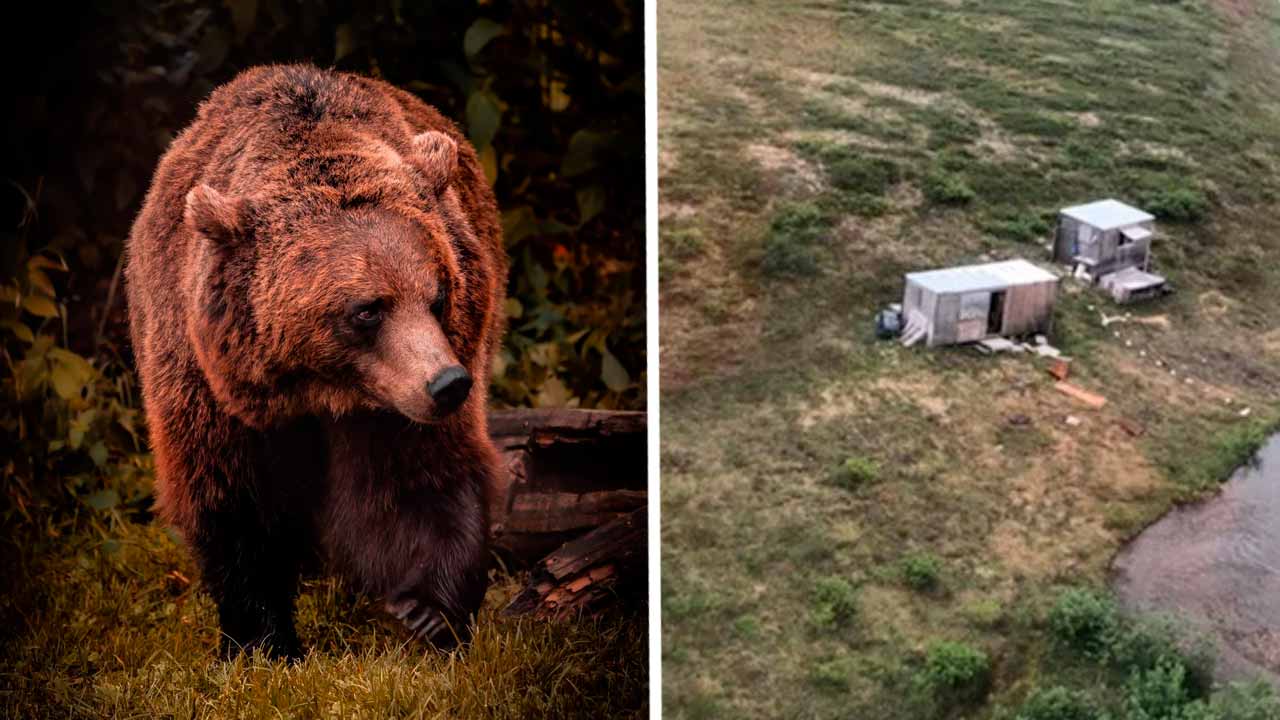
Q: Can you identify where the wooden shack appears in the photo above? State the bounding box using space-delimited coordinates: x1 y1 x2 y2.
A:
1054 199 1166 302
900 259 1059 348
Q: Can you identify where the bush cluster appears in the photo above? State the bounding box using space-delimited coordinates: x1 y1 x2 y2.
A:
809 576 858 630
828 456 879 490
920 640 991 704
899 552 943 593
762 202 830 278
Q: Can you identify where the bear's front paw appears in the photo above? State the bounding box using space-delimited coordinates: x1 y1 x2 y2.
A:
384 596 472 650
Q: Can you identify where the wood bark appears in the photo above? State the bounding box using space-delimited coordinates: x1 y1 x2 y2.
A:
485 408 647 616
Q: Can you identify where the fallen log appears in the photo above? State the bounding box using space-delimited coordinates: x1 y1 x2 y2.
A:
487 408 647 565
503 507 646 618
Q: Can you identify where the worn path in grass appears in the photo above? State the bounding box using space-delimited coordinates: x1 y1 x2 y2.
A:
0 518 646 718
659 0 1280 717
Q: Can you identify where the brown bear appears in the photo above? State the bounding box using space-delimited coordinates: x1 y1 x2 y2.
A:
124 64 508 660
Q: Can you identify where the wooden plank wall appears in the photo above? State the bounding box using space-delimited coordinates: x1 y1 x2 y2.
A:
1002 280 1058 335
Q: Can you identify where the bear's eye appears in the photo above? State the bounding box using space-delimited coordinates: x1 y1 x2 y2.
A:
350 300 385 329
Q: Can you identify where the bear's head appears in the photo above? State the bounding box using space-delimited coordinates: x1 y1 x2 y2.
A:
182 130 492 428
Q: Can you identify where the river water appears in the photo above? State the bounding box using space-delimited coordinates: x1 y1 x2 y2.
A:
1111 434 1280 686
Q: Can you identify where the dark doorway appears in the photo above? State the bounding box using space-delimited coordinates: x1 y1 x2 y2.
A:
987 291 1006 334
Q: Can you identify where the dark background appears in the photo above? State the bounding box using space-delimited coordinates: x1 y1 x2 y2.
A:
1 0 644 516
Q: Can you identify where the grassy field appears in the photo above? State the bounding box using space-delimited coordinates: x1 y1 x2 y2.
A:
659 0 1280 717
0 514 646 718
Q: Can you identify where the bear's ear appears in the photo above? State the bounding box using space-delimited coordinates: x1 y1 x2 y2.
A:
408 131 458 198
184 184 250 243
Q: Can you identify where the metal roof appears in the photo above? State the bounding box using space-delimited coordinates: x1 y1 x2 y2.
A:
905 259 1058 294
1121 226 1152 241
1060 199 1154 231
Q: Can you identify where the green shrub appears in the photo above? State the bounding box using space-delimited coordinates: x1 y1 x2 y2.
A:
810 576 858 630
1110 616 1214 697
1015 686 1104 720
984 211 1050 243
998 110 1073 139
1209 681 1280 720
899 552 943 593
1125 657 1192 720
826 155 901 195
1141 186 1209 223
961 598 1005 628
920 640 991 704
924 110 981 148
1048 588 1118 659
664 227 705 260
762 202 829 278
828 456 879 490
732 615 761 640
809 656 854 693
923 169 976 205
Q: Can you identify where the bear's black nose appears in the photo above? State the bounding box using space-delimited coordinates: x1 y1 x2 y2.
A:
427 365 472 415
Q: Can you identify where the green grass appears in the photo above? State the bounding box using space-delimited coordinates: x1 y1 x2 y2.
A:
660 0 1280 716
0 516 646 718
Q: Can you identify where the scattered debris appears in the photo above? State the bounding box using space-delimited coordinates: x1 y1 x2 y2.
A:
1065 415 1083 427
1117 418 1145 437
1240 407 1252 418
977 337 1021 354
1047 357 1072 381
1007 413 1032 427
1054 381 1108 409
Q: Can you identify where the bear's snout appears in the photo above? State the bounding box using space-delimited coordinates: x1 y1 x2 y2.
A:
427 365 472 416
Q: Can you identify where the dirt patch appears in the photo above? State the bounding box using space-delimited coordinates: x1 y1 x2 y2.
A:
1068 112 1103 128
745 143 826 197
783 128 894 151
856 80 941 107
1121 140 1194 165
1210 0 1261 22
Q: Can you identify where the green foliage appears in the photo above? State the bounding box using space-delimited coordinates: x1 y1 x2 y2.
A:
826 155 901 196
1207 682 1280 720
923 169 976 205
1162 418 1274 493
920 640 991 704
732 614 761 640
809 655 855 693
923 110 981 148
1048 588 1119 660
664 227 706 261
1 251 151 519
809 576 858 630
1140 186 1210 223
899 552 943 593
997 110 1074 140
1015 686 1104 720
985 209 1052 244
1125 657 1194 720
762 202 831 278
1110 616 1214 694
828 455 879 490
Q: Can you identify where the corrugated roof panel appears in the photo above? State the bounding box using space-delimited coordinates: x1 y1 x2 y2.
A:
1061 199 1154 231
905 259 1057 294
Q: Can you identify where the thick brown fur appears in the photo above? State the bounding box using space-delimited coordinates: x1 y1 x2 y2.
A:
124 64 508 659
